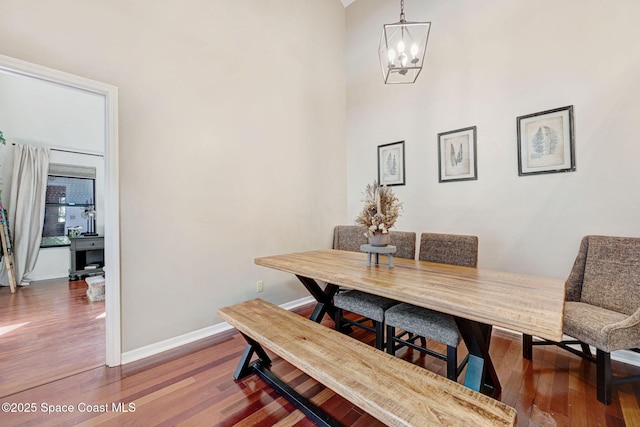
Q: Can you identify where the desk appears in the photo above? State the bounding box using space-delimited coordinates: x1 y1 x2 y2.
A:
69 236 104 280
255 249 565 397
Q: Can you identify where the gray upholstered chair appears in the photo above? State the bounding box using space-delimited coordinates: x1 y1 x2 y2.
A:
523 235 640 404
332 225 368 253
385 232 479 380
332 225 416 350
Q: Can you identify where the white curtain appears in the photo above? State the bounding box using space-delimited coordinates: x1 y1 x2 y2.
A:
6 145 50 285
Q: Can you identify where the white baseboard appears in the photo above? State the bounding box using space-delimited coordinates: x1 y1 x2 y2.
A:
24 273 69 283
121 296 314 365
613 349 640 367
494 326 640 368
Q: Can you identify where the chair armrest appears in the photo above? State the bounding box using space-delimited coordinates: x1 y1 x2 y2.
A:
603 308 640 334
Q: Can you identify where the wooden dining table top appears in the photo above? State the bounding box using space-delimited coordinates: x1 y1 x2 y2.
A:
255 249 566 342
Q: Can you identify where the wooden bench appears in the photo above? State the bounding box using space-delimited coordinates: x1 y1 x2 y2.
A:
218 298 517 427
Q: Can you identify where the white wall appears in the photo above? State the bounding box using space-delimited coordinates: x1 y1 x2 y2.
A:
346 0 640 279
0 0 347 352
0 70 106 281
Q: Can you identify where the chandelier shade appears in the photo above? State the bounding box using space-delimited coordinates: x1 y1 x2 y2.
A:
378 1 431 84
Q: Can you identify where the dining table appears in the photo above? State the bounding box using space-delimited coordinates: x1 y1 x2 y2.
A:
255 249 566 398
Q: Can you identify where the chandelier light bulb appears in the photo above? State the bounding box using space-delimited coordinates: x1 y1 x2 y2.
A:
397 40 405 53
400 54 408 67
388 49 396 65
410 43 419 58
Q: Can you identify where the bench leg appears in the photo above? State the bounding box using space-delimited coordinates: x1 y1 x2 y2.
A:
233 334 341 426
233 333 272 380
252 363 342 427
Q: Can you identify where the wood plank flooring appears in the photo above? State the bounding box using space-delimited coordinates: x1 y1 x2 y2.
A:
0 278 105 398
2 283 640 426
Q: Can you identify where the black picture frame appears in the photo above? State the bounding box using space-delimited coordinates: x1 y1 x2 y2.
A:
377 141 405 186
517 105 576 176
437 126 478 183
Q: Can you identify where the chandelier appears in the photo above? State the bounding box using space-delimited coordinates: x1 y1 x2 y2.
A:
378 0 431 84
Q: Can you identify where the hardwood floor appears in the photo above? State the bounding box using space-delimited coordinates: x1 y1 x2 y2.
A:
0 278 105 398
2 286 640 426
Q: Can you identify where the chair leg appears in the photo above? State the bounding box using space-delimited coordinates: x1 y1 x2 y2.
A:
581 342 593 358
374 320 384 350
446 345 458 380
420 336 426 347
333 308 342 332
386 325 396 354
523 334 533 360
597 349 612 405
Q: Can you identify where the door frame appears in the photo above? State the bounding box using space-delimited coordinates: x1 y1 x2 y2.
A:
0 54 121 366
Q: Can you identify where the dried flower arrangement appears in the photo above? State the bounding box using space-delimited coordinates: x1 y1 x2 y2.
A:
355 181 402 237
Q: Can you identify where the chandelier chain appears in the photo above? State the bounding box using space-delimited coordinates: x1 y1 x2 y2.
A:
400 0 405 22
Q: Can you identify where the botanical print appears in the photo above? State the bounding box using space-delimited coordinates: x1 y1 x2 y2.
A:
382 148 401 183
524 116 565 169
444 134 470 177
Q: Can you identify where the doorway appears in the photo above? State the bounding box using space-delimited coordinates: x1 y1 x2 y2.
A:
0 54 121 369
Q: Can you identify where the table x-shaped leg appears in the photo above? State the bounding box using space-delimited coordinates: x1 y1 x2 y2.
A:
295 275 340 323
454 317 501 398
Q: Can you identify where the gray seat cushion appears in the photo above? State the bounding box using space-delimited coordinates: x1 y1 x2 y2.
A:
334 290 398 322
385 303 461 348
564 301 636 352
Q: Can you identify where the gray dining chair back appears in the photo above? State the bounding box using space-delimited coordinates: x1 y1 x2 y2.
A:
419 232 478 267
385 232 479 380
523 235 640 404
332 225 417 350
332 225 368 252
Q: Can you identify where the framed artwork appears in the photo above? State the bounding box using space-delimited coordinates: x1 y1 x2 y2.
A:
378 141 405 186
517 105 575 176
438 126 477 183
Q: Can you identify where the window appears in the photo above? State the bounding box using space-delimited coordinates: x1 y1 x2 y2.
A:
41 164 96 248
